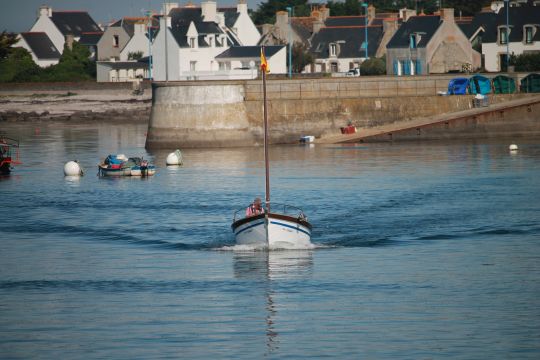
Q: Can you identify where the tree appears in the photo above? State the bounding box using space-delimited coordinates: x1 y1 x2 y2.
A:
251 0 310 25
37 41 95 82
0 31 18 60
0 47 41 82
360 56 386 75
289 43 313 73
327 0 362 16
128 51 144 60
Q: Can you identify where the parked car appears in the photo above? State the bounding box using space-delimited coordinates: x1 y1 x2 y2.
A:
346 68 360 77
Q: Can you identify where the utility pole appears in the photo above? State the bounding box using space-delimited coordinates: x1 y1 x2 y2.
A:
286 6 292 79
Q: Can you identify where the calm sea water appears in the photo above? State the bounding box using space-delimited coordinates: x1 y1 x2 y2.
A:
1 122 539 359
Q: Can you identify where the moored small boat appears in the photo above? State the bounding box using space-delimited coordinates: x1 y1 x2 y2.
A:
98 154 155 177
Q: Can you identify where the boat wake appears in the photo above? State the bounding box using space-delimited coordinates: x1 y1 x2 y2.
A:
216 242 328 251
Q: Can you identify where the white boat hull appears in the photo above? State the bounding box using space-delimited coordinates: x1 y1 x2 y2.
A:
232 213 312 249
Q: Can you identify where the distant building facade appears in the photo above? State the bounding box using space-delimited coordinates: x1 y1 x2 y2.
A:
259 5 400 74
386 8 481 75
152 1 263 81
15 5 101 67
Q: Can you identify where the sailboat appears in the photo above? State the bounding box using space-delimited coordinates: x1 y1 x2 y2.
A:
231 47 312 249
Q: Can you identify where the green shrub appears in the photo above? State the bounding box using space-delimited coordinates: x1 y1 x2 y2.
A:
360 56 386 76
510 53 540 72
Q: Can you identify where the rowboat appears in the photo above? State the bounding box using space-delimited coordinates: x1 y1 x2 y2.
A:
98 154 155 177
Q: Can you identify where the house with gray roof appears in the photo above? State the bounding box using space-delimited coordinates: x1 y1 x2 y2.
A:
151 1 262 81
97 17 157 62
28 6 101 57
15 5 101 67
474 1 540 71
16 32 61 67
259 5 400 74
386 9 481 75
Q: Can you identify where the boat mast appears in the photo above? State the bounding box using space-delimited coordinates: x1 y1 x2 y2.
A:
262 46 270 247
262 48 270 214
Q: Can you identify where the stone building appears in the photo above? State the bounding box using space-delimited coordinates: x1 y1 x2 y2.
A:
386 8 481 75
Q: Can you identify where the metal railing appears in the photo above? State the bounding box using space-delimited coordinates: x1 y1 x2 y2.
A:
233 202 308 223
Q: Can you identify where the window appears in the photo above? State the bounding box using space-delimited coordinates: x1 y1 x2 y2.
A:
190 61 197 71
113 35 119 47
499 27 508 44
208 36 213 47
330 62 338 72
410 34 417 49
525 26 534 44
329 43 337 57
189 37 195 48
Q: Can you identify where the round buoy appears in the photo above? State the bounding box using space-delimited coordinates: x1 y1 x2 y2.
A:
509 144 518 151
166 150 183 166
64 160 83 176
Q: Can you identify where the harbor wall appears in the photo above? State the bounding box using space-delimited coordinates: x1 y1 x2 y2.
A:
145 75 539 148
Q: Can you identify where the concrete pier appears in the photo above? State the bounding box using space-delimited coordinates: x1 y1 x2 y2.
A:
145 75 540 149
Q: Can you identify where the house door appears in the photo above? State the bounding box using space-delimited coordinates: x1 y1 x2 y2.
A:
499 54 509 72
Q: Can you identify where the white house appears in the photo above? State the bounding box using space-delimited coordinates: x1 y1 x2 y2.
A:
479 2 540 72
15 32 60 68
96 60 149 82
28 6 101 56
218 0 260 46
215 45 287 75
152 1 262 81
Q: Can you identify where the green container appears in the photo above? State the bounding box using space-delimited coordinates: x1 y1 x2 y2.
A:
492 75 516 94
520 73 540 93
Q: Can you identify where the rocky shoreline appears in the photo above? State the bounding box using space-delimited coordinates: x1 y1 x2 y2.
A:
0 85 151 123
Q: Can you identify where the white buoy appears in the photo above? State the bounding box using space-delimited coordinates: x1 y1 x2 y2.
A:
509 144 518 151
166 149 183 166
64 160 83 176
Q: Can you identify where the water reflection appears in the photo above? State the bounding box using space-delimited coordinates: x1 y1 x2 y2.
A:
233 251 313 354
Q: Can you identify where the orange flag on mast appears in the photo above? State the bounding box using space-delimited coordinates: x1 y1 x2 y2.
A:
260 47 269 73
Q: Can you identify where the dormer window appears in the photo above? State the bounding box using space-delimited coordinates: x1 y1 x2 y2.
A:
189 37 196 48
329 43 337 57
524 25 534 44
410 34 417 49
499 26 509 45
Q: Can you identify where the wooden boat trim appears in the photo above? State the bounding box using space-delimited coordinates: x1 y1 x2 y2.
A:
231 212 312 232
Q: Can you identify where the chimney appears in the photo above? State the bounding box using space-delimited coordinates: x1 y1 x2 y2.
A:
313 19 323 34
321 6 330 21
201 1 217 23
399 8 417 22
440 8 455 23
237 0 247 15
65 34 74 50
39 5 52 18
276 11 288 28
160 14 171 30
162 3 178 15
368 4 376 23
134 23 146 34
311 10 322 22
262 24 273 36
383 18 398 33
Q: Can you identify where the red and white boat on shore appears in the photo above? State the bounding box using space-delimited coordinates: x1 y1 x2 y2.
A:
0 137 21 175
